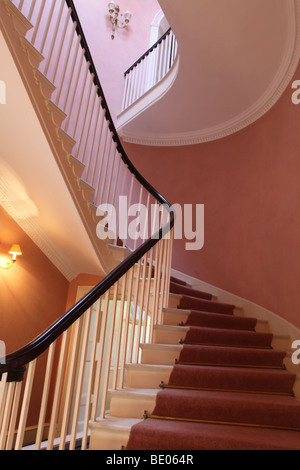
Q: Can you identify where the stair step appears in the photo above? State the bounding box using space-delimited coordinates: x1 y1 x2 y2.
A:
79 179 95 202
108 245 132 263
162 307 269 332
57 127 76 154
125 364 173 389
179 295 236 315
125 362 300 397
153 324 291 351
32 68 56 99
169 281 213 301
167 364 297 396
108 388 157 418
46 99 67 127
140 343 182 365
125 417 300 450
68 154 85 179
170 276 190 287
89 417 142 451
168 294 243 316
141 343 287 369
4 0 33 36
20 36 44 68
151 389 300 431
284 351 300 372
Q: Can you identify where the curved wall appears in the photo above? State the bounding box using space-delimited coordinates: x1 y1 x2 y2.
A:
123 62 300 330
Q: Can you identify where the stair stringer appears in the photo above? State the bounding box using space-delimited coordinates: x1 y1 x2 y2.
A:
0 0 123 276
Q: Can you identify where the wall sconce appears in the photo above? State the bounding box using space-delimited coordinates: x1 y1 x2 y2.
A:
108 2 132 40
0 244 22 270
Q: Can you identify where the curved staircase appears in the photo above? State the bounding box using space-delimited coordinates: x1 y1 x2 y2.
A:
90 278 300 450
1 0 300 452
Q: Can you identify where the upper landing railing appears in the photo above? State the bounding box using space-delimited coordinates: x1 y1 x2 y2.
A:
121 27 178 111
0 0 174 450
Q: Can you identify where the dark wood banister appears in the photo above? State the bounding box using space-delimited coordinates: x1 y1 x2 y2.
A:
65 0 169 204
124 27 172 76
0 0 174 378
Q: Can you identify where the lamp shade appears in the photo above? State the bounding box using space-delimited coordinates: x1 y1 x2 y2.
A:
124 11 132 22
108 2 115 12
9 244 22 260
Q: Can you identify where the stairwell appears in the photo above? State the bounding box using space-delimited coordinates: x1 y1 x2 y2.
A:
0 0 131 277
1 0 300 452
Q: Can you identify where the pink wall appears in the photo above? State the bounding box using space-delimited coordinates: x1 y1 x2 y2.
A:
123 63 300 330
66 273 104 310
73 0 161 122
0 206 70 354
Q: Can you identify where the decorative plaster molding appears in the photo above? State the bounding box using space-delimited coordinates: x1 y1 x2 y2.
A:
120 0 300 147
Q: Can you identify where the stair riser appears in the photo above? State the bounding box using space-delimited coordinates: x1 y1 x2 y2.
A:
153 328 186 345
109 395 156 419
141 348 180 365
162 310 189 326
89 427 130 451
168 294 181 308
125 369 172 389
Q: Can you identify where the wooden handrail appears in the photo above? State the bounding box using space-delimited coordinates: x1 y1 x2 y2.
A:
65 0 170 205
124 27 172 76
0 0 175 376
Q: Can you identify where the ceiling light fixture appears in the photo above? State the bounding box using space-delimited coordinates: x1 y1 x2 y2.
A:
108 2 132 40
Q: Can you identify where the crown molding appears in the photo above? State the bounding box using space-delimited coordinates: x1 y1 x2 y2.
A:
120 0 300 147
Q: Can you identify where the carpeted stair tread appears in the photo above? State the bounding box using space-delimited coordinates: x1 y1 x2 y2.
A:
179 296 235 314
170 282 212 301
170 277 187 286
167 364 296 395
184 310 257 331
183 326 273 349
126 418 300 450
152 389 300 430
178 344 286 368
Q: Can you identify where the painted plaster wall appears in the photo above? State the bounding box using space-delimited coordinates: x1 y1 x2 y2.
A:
73 0 162 122
0 205 69 354
123 63 300 330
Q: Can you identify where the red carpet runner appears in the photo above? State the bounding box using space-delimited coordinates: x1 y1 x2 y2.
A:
126 280 300 450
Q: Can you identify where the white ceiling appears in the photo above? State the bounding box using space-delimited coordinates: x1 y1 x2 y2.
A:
119 0 300 146
0 30 104 281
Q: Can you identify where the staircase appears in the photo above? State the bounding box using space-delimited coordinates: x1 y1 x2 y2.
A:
88 278 300 450
1 0 300 452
